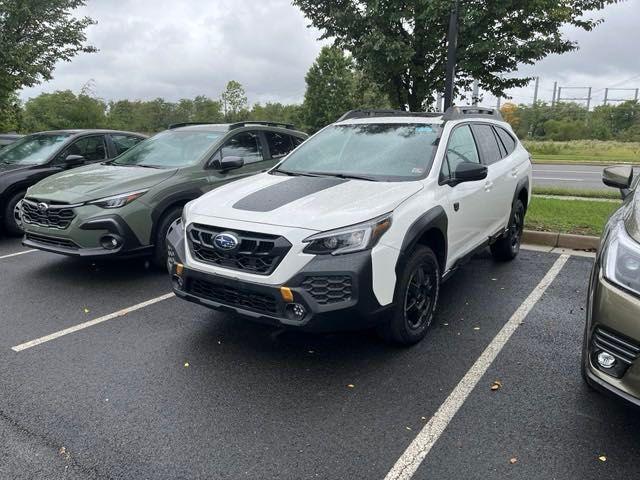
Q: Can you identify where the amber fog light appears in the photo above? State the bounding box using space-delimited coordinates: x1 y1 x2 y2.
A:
597 351 616 369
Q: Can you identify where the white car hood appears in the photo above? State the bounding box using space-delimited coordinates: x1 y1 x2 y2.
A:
190 173 423 232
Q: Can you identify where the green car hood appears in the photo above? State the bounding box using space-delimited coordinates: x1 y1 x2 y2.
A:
27 163 177 204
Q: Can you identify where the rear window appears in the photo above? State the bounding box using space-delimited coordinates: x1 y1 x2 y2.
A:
264 131 295 159
471 124 502 165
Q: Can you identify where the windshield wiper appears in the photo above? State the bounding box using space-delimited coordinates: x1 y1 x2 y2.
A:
312 172 377 182
271 169 324 178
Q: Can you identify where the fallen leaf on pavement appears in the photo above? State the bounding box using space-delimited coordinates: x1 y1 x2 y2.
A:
347 384 355 388
490 380 502 391
598 455 607 462
184 362 190 368
510 457 517 464
83 308 90 314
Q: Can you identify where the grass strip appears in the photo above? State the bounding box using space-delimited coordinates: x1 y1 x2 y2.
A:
525 196 620 237
532 185 621 199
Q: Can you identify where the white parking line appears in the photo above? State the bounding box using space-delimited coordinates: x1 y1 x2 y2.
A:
0 249 37 260
11 293 175 352
384 254 570 480
533 169 601 175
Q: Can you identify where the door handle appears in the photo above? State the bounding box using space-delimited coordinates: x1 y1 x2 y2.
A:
484 181 494 191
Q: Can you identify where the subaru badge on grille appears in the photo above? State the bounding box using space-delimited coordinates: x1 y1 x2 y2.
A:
37 202 49 213
213 232 239 251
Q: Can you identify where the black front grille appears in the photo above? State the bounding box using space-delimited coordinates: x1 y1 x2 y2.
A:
21 199 76 230
302 275 353 304
188 224 291 275
189 278 277 314
25 233 79 250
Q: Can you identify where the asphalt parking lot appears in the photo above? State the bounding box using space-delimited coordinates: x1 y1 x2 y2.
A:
0 237 638 480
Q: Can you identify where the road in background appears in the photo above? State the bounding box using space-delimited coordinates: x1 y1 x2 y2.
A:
533 164 638 191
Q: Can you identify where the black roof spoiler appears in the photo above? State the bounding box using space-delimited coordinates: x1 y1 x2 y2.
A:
441 105 503 121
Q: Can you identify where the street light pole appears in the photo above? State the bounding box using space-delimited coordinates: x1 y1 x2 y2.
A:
443 0 459 111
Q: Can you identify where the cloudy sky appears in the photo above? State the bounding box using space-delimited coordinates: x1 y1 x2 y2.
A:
20 0 640 109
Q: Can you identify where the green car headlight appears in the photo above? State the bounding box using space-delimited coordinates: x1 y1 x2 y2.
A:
603 223 640 297
88 190 148 209
302 214 392 255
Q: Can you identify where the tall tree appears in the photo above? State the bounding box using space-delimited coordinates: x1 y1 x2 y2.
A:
293 0 617 110
22 90 105 131
0 0 96 107
303 47 356 132
220 80 248 122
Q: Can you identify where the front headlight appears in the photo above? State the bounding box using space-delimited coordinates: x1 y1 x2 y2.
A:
88 190 148 209
302 214 392 255
603 223 640 296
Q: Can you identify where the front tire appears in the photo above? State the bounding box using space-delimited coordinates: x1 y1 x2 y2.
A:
152 207 182 270
3 191 26 237
490 199 525 262
378 245 440 346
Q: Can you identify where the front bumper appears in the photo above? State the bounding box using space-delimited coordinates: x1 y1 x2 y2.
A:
583 265 640 408
167 220 391 331
22 213 152 259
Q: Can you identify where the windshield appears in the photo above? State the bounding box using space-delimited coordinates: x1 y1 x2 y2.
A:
0 133 71 166
112 130 223 168
275 123 442 181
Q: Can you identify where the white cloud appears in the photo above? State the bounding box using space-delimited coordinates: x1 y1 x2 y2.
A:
19 0 640 109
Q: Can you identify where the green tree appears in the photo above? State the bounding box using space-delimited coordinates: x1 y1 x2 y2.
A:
293 0 617 110
221 80 248 122
0 92 21 132
0 0 96 108
22 90 105 131
302 47 353 132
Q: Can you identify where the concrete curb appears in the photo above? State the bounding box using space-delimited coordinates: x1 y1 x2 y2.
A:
522 230 600 250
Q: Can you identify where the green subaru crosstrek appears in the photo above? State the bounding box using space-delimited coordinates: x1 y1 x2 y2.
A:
20 122 307 267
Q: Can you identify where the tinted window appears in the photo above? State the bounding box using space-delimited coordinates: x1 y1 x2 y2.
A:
292 135 305 147
111 134 144 156
221 132 264 164
442 125 480 180
471 124 502 165
495 127 516 155
276 124 441 181
66 135 107 162
264 131 294 159
492 127 507 158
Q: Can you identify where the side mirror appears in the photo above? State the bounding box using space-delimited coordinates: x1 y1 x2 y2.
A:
603 165 633 198
448 162 488 186
64 154 86 168
218 156 244 172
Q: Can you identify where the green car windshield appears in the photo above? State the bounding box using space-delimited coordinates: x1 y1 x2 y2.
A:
274 123 442 181
0 133 71 166
112 130 224 168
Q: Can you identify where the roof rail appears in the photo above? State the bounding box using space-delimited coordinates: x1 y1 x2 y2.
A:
441 105 503 121
168 122 219 129
337 109 442 122
228 121 296 130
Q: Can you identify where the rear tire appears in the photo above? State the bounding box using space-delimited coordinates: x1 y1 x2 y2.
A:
152 207 182 270
490 199 525 262
378 245 440 346
3 191 26 237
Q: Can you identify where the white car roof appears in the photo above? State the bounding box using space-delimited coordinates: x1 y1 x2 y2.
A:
336 116 445 125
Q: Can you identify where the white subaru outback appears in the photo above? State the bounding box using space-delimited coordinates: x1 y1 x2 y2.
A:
167 106 532 345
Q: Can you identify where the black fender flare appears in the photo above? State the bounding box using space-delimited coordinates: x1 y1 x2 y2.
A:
396 206 448 274
149 188 202 243
513 176 530 212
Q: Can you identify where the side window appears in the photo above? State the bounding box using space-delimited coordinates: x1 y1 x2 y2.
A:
492 127 507 158
264 131 294 159
111 134 144 156
495 127 517 155
220 132 264 164
471 124 502 165
292 135 305 147
441 125 480 180
65 135 107 162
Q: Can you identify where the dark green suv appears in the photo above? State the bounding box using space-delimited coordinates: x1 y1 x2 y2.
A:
20 122 307 267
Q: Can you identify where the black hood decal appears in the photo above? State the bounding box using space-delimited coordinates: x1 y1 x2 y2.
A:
233 176 346 212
